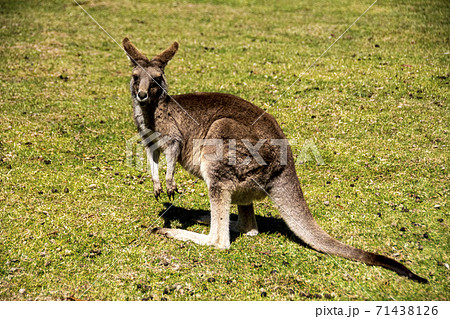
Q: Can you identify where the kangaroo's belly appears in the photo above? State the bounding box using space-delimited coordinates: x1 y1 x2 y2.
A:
231 188 267 205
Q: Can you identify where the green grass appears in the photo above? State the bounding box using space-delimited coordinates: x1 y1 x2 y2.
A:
0 0 448 300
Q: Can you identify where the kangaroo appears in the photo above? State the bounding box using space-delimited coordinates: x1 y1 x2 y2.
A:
123 38 428 283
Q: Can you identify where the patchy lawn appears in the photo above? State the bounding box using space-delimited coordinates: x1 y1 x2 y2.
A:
0 0 448 300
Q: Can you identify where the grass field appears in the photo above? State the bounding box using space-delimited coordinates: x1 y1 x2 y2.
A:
0 0 448 301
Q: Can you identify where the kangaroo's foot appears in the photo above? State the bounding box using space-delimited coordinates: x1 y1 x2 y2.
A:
194 214 258 236
230 220 259 236
152 227 230 249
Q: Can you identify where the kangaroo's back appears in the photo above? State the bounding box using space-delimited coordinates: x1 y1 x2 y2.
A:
168 92 284 137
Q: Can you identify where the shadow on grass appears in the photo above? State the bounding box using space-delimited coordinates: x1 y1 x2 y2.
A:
157 202 308 247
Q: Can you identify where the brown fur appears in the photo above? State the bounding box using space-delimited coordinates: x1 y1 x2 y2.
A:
123 38 427 283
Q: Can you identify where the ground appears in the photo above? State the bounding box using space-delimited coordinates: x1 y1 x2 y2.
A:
0 0 448 300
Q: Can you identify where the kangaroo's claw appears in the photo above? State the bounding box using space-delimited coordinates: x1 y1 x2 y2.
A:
154 186 162 200
167 185 178 201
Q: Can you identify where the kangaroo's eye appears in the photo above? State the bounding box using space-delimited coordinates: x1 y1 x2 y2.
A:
132 74 139 82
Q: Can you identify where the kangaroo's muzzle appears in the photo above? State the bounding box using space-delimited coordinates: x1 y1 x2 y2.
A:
137 91 148 102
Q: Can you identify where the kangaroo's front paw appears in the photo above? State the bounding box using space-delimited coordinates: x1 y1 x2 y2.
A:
153 184 163 200
167 184 178 201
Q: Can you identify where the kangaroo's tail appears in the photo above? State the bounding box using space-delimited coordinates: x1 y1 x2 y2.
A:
269 169 428 283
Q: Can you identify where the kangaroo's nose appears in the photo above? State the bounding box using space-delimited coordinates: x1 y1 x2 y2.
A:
137 91 148 101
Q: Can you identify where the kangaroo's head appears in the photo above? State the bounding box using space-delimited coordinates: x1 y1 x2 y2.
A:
123 38 178 105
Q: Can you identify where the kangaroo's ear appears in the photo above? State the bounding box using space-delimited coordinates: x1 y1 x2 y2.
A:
123 37 149 65
152 41 179 68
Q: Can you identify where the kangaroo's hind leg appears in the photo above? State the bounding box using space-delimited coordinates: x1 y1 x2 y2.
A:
230 204 258 236
195 204 258 236
153 178 232 249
